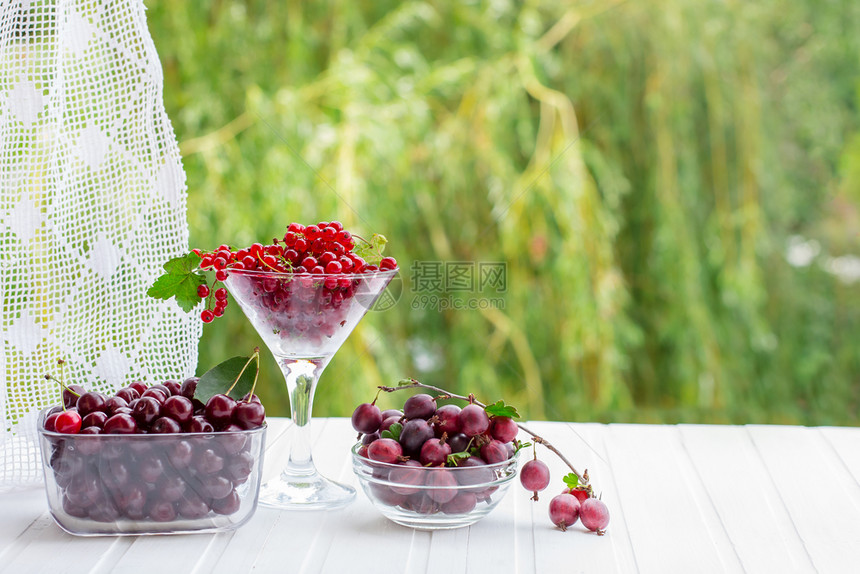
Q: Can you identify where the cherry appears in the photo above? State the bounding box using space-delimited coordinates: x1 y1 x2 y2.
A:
76 392 106 416
151 416 182 433
162 395 194 424
132 396 162 427
205 394 237 426
186 415 215 433
105 395 130 414
149 499 177 522
129 380 148 395
44 412 61 432
178 495 210 519
55 410 82 434
103 413 138 434
63 384 85 409
141 388 167 403
211 490 241 515
164 380 182 396
81 411 108 429
179 377 199 400
234 401 266 429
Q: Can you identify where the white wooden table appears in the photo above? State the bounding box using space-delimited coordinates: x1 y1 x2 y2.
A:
2 419 859 573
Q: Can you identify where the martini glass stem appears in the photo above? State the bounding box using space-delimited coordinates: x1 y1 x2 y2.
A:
278 357 329 478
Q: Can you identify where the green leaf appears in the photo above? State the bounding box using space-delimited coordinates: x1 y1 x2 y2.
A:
163 252 202 275
446 451 471 466
381 422 402 441
513 440 532 454
484 399 521 419
195 355 257 404
354 233 388 265
147 253 206 313
397 378 417 387
562 472 579 490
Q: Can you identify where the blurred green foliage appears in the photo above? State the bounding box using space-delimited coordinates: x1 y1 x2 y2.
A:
145 0 860 424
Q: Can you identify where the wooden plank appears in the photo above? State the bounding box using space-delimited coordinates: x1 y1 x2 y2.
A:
679 425 816 573
747 425 860 573
0 488 47 560
818 426 860 484
555 422 638 574
208 418 330 574
602 424 744 574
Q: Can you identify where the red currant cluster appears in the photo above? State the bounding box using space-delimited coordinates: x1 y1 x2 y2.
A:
41 379 266 523
191 221 397 324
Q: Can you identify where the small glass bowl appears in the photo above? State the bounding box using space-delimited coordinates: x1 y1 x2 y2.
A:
352 444 519 530
37 408 267 536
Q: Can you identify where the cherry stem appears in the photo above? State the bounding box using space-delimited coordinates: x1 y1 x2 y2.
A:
379 380 587 485
228 348 260 397
44 373 79 412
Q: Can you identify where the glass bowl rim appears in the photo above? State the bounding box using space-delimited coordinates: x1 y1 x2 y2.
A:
222 267 400 280
37 407 267 439
351 442 520 473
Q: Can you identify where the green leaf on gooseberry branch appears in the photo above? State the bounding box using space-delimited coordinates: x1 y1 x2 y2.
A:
563 472 579 490
484 399 520 419
195 355 257 404
397 378 417 387
446 451 471 466
147 252 206 313
381 422 402 441
513 440 531 454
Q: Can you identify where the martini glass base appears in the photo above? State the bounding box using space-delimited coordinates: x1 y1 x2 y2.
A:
258 472 356 511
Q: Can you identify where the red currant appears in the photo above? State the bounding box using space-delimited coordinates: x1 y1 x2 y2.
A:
215 287 228 300
329 221 343 231
215 269 228 281
288 222 305 233
325 261 342 274
380 257 397 270
304 225 321 240
294 238 308 252
302 256 317 270
201 310 214 323
322 227 336 240
197 285 210 298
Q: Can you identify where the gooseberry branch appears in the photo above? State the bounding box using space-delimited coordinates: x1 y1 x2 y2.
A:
378 379 588 486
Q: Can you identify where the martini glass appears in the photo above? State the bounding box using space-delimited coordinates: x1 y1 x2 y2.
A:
223 267 397 510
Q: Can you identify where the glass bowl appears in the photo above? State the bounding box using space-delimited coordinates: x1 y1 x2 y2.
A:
37 408 267 536
351 444 519 530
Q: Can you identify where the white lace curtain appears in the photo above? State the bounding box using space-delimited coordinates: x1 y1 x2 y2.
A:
1 0 200 488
